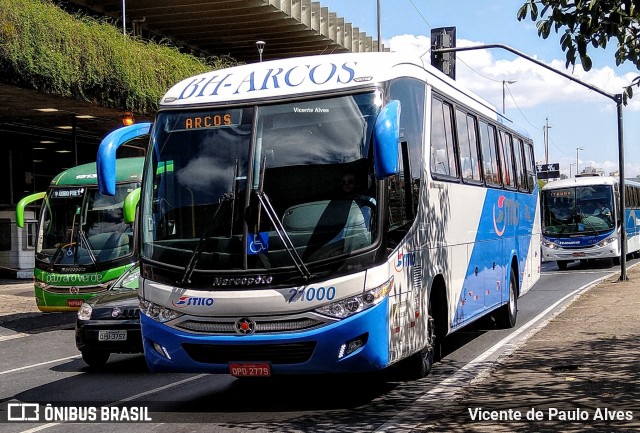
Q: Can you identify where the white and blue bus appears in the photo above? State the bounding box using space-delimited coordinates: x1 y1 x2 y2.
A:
541 175 640 270
97 52 541 379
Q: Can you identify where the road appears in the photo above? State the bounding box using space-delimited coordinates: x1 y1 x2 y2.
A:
0 258 633 433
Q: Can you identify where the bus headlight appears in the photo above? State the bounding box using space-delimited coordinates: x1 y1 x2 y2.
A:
596 236 616 247
541 239 559 250
139 297 183 323
315 276 393 319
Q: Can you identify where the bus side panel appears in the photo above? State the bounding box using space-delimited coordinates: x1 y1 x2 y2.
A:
385 245 429 365
520 187 541 296
626 209 640 255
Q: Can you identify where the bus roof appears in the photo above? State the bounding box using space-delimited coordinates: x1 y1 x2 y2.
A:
542 176 622 190
51 156 144 187
159 52 502 118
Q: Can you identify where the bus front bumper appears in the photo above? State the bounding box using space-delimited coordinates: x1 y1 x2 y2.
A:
140 299 391 375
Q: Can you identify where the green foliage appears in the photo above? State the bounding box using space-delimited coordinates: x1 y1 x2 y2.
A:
518 0 640 103
0 0 239 114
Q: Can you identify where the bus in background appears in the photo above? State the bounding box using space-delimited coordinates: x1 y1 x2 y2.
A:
541 175 640 270
15 123 149 312
98 52 541 379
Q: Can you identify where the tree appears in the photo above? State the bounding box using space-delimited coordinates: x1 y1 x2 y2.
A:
517 0 640 101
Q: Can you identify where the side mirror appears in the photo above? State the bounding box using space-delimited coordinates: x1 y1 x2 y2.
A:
97 122 152 196
15 191 46 228
123 188 141 224
373 100 400 179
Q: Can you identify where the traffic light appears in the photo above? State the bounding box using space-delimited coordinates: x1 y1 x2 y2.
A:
431 27 456 80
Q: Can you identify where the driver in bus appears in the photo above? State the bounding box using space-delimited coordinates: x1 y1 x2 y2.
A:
593 200 612 218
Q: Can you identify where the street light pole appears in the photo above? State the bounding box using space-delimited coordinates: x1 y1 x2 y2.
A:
256 40 265 62
576 147 584 177
502 80 517 114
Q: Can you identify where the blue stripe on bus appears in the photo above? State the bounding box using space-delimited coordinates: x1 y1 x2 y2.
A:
455 187 538 329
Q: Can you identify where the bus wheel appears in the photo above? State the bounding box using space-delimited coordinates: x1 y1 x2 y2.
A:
81 350 110 367
429 289 447 363
495 267 518 329
557 261 568 271
399 347 433 380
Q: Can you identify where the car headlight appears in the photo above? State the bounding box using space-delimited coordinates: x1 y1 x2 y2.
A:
77 303 93 321
542 239 559 250
139 297 183 323
315 276 393 319
596 236 617 247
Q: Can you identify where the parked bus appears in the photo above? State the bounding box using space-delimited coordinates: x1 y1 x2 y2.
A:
15 123 149 312
541 175 640 270
97 52 541 378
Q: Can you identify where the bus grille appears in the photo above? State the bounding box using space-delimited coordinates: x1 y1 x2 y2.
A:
175 317 325 334
47 285 109 294
183 342 316 364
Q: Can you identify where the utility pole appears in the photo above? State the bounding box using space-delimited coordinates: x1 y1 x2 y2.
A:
543 118 551 165
376 0 381 52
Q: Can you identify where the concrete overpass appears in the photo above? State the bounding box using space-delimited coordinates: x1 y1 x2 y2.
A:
0 0 386 204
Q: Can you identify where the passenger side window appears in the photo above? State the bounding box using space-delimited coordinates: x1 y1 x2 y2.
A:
499 131 517 188
523 141 536 192
512 137 526 191
456 109 481 182
479 121 501 186
430 98 457 178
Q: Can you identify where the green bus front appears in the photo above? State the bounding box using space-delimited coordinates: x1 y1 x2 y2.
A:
22 159 142 312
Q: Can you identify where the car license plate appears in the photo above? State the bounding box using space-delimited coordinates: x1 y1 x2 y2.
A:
67 299 84 308
572 252 586 257
98 330 127 341
229 362 271 377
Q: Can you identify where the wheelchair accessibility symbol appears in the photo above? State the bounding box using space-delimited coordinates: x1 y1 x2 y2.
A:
248 232 269 255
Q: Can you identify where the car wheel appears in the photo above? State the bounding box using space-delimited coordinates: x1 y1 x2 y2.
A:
81 350 110 367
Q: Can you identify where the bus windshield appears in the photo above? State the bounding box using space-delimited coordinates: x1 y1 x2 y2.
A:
38 183 137 266
542 184 615 236
142 92 380 273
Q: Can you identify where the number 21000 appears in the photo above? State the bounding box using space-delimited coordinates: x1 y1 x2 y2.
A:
287 286 336 303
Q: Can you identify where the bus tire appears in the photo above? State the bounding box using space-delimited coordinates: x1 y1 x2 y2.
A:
429 286 448 362
557 261 568 271
81 350 110 367
399 347 433 380
495 267 518 329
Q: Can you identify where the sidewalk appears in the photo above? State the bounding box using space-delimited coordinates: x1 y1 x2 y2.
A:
0 278 39 316
419 262 640 432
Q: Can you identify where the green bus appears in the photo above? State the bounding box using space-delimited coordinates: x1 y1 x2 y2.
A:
15 124 149 312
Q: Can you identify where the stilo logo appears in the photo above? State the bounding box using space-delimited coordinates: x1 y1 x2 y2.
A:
493 195 507 237
172 295 215 308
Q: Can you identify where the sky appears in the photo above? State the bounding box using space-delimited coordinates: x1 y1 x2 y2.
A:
320 0 640 178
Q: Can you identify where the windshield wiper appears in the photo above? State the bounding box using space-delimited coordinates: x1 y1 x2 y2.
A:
180 163 239 285
253 156 311 281
180 193 235 285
